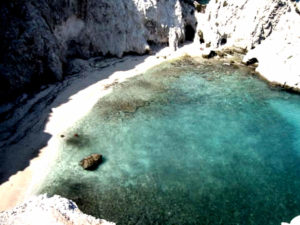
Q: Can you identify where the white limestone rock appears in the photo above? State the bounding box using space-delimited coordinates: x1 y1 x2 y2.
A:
0 0 196 103
0 194 115 225
282 216 300 225
196 0 300 90
50 0 190 58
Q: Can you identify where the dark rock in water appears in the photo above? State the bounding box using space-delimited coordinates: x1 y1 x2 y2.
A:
202 50 217 59
80 154 103 170
245 58 259 66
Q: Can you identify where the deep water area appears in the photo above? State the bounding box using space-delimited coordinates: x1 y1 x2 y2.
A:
39 56 300 225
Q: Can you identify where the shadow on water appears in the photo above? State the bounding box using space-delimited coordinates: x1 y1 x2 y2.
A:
65 133 91 149
0 53 149 184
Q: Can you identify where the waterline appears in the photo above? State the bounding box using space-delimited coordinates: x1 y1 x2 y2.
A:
39 57 300 225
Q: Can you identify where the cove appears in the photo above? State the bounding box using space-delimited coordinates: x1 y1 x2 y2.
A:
38 56 300 225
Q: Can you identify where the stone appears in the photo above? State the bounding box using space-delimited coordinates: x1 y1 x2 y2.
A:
202 50 217 59
65 59 91 76
215 50 227 58
245 58 259 66
0 194 115 225
194 2 206 13
198 30 205 44
196 0 300 89
282 216 300 225
223 47 247 55
297 7 300 15
80 154 103 170
169 27 180 51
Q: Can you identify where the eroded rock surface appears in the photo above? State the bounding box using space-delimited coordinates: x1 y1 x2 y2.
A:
196 0 300 90
0 0 196 104
0 194 115 225
282 216 300 225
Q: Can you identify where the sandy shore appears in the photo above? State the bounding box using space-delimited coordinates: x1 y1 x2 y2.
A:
1 40 299 211
0 43 203 211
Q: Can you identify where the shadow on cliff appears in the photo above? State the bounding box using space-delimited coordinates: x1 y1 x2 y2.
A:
0 0 150 185
0 0 197 186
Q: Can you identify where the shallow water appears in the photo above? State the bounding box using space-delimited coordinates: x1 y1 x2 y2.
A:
39 57 300 225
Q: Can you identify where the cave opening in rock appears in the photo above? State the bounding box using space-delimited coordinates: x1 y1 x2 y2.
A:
220 38 227 45
184 24 195 41
220 36 227 45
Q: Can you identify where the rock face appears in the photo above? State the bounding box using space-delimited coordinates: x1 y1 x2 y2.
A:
0 0 196 104
196 0 300 90
80 153 103 170
0 194 115 225
282 216 300 225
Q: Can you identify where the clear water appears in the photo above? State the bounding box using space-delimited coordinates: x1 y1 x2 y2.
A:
39 57 300 225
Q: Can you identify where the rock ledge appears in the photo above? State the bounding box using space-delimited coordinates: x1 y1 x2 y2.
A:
0 194 115 225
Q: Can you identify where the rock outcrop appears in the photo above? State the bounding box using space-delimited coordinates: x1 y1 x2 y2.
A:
196 0 300 90
80 153 102 170
282 216 300 225
0 194 115 225
0 0 196 104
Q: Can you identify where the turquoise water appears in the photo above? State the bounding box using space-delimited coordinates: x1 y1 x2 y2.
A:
40 57 300 225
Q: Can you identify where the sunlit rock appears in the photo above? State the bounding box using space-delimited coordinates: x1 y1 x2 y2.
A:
80 154 103 170
0 194 115 225
282 216 300 225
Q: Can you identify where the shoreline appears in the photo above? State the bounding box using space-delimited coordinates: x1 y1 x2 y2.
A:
0 43 202 211
1 41 300 212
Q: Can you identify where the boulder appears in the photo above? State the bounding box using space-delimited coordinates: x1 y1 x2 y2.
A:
80 154 103 170
245 57 259 66
202 50 217 59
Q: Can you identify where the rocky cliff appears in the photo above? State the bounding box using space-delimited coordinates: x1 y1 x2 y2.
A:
0 0 196 104
0 194 115 225
196 0 300 90
1 0 300 223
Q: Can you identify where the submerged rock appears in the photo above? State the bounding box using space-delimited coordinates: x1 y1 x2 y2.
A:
80 154 103 170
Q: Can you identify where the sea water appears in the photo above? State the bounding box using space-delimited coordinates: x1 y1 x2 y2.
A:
39 57 300 225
